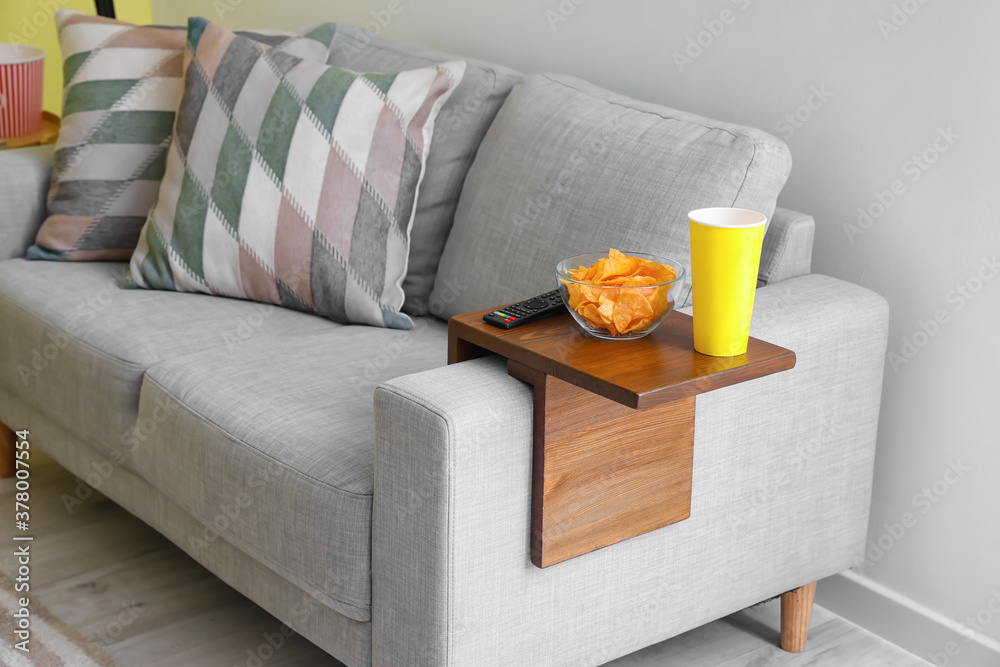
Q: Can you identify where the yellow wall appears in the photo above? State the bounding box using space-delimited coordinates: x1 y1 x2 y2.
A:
2 0 152 114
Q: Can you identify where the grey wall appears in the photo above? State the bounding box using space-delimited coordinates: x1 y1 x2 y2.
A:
154 0 1000 663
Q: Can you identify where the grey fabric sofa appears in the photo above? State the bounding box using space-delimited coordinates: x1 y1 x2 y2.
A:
0 27 887 667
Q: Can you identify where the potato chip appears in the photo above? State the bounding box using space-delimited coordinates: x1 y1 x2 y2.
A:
596 293 615 323
622 275 658 287
579 284 605 303
599 249 639 281
565 283 584 310
579 302 602 325
617 291 655 319
561 249 677 336
622 316 653 334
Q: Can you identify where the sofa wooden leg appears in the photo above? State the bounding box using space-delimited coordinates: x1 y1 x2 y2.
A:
780 581 817 652
0 421 16 478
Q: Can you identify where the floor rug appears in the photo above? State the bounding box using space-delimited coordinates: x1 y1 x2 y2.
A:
0 573 116 667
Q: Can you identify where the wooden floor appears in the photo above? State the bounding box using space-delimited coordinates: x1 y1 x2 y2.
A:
0 451 929 667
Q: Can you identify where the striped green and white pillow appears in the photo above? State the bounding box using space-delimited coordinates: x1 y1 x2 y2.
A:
128 18 465 329
28 10 335 261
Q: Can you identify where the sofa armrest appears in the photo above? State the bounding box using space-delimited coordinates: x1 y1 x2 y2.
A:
373 274 888 667
0 144 53 261
759 206 815 286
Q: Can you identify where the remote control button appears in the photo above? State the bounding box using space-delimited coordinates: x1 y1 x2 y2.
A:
525 300 547 309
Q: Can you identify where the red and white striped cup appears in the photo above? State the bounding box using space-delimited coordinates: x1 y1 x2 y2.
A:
0 44 45 139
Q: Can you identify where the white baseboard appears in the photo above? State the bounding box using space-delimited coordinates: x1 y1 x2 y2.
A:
817 570 1000 667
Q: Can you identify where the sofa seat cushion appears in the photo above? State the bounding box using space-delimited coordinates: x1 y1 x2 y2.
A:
0 259 333 467
130 319 448 621
431 73 793 318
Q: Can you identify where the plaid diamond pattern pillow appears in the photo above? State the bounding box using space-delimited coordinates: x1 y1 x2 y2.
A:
28 10 335 261
128 18 464 329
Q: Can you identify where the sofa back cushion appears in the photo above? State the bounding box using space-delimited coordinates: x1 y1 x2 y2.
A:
128 18 465 330
28 10 332 262
327 26 522 316
430 73 792 319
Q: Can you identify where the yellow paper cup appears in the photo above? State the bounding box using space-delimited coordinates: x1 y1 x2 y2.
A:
689 207 767 357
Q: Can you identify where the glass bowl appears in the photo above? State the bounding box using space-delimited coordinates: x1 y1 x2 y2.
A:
556 251 686 340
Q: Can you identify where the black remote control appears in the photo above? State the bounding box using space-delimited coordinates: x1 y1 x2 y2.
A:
483 289 566 329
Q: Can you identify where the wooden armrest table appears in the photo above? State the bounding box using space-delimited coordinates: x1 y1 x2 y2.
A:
448 307 819 652
448 307 796 568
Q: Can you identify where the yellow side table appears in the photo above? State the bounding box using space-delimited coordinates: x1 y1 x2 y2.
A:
0 111 59 150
